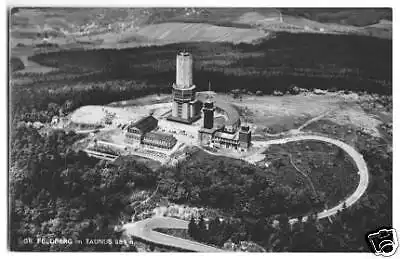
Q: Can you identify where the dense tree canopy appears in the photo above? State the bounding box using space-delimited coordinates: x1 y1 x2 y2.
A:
9 126 157 251
10 57 25 72
9 31 392 252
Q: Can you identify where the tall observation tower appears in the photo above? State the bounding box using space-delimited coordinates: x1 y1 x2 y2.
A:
168 51 201 124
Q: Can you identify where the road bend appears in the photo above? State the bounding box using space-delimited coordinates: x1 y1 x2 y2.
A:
123 217 222 252
123 134 369 251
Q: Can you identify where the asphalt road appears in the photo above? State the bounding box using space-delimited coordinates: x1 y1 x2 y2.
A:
252 134 369 222
123 217 223 252
123 134 369 251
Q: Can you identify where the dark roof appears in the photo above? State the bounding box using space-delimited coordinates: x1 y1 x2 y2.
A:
240 126 250 132
143 132 177 143
129 115 158 133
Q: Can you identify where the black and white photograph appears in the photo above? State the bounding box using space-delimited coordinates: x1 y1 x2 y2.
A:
7 1 396 254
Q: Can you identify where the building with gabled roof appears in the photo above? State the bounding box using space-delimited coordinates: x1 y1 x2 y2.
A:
125 115 177 150
127 115 158 135
143 131 177 149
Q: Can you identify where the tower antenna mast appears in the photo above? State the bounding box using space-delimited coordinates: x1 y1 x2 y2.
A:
207 80 213 101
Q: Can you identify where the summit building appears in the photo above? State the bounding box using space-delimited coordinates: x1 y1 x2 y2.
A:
168 52 201 124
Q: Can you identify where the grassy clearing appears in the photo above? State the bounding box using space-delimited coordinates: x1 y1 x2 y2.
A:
134 22 267 44
231 93 387 138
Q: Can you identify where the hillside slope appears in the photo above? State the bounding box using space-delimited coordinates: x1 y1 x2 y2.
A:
10 7 392 43
9 8 392 72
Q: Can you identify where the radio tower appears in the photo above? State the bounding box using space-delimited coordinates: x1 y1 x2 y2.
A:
207 80 213 100
277 9 283 23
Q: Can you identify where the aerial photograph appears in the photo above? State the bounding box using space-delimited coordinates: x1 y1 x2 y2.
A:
8 6 394 254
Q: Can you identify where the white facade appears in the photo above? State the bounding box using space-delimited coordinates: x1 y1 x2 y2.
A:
176 52 193 88
172 102 178 117
182 103 189 120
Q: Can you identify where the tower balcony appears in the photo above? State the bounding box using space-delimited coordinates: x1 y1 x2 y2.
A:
172 84 196 102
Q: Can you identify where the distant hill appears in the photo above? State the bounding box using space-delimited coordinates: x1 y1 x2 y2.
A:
279 8 392 26
147 8 392 27
9 7 392 53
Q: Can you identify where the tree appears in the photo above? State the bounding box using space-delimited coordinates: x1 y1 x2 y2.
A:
10 57 25 72
47 102 60 115
188 216 198 239
9 126 152 251
336 148 345 160
289 85 300 95
197 215 207 242
209 217 221 234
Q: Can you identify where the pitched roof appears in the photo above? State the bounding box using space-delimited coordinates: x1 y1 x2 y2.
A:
129 115 158 133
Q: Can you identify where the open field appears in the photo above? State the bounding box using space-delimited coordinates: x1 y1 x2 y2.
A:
211 92 384 138
70 103 172 125
10 8 391 45
68 91 388 149
9 8 392 71
10 45 58 74
131 22 268 44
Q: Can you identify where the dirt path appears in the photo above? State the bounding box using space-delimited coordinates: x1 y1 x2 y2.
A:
258 110 333 138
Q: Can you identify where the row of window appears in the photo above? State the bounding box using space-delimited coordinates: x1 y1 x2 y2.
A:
213 137 239 144
127 128 141 134
177 103 183 117
142 140 176 149
125 134 176 149
126 133 141 139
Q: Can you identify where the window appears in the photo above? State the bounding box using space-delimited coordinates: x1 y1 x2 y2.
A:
177 103 183 116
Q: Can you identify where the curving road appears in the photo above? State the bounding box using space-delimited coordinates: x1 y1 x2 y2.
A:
123 134 369 251
252 134 369 222
123 216 223 252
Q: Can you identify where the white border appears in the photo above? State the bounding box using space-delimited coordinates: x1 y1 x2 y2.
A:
2 1 398 259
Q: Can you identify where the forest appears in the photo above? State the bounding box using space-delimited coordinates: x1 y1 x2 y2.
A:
10 57 25 72
158 149 322 218
9 120 392 252
26 32 392 94
11 32 392 124
156 138 391 251
9 31 392 252
9 126 157 251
